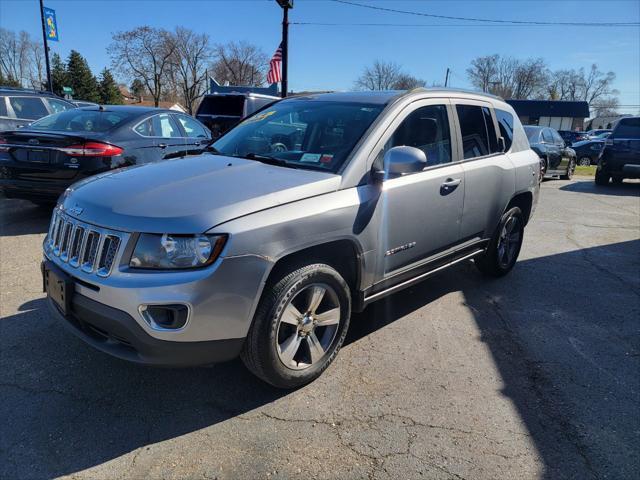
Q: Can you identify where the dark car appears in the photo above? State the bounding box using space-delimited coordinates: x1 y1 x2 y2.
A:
0 87 76 131
595 116 640 185
195 92 279 139
558 129 589 146
0 105 211 204
587 129 612 138
571 139 605 166
524 125 577 180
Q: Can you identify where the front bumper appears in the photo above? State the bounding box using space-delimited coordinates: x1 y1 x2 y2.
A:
47 294 244 366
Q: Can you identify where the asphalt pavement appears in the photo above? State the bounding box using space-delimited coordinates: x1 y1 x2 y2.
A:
1 179 639 480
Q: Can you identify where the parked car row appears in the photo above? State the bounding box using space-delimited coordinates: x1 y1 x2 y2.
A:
0 105 211 204
524 125 577 180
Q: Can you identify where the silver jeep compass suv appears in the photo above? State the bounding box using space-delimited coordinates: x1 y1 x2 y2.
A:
43 89 540 388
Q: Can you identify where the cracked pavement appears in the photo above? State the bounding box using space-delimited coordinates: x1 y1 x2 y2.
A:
1 179 639 479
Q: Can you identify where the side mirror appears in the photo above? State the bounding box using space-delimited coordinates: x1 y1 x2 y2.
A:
374 146 426 182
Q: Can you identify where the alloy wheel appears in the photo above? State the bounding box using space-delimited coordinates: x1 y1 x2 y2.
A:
578 156 591 166
497 215 521 269
276 283 341 370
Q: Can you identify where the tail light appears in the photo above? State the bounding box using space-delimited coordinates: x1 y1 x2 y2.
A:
58 142 123 157
0 137 8 153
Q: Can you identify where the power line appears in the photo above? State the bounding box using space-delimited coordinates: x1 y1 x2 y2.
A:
292 21 640 28
330 0 640 27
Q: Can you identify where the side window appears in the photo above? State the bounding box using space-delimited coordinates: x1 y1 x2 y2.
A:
47 98 74 114
552 130 564 145
176 115 209 138
482 107 499 153
152 113 181 138
0 96 7 117
456 104 492 159
134 118 154 137
542 129 554 143
9 96 49 120
384 104 452 167
495 108 514 151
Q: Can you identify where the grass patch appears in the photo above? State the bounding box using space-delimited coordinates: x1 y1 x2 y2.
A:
575 165 596 177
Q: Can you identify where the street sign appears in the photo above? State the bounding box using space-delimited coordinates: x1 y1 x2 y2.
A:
43 7 59 42
275 0 293 8
62 87 73 94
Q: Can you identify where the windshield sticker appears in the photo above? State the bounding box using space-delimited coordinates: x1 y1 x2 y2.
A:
320 154 334 164
242 110 276 124
300 153 322 163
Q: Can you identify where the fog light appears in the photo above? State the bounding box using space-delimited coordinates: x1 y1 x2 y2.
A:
140 304 189 330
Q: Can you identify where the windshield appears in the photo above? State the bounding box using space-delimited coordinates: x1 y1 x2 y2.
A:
523 126 541 141
29 109 135 133
212 99 384 172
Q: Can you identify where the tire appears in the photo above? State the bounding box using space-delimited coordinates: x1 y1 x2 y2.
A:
578 156 592 166
595 169 610 186
241 263 351 389
562 158 576 180
539 157 548 180
475 207 524 277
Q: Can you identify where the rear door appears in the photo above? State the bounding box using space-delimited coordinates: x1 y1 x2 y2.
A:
133 113 184 161
551 129 571 171
173 113 211 155
7 96 50 126
454 101 514 240
542 128 561 170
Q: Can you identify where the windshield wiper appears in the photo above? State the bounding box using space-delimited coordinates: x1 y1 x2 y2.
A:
242 152 297 169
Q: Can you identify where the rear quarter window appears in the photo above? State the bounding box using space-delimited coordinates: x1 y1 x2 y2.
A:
9 96 49 120
614 118 640 139
495 109 514 151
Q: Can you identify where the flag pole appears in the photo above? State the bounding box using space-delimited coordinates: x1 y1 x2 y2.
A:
281 5 289 98
39 0 53 92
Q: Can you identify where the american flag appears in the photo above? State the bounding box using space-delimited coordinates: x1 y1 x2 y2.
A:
267 43 283 84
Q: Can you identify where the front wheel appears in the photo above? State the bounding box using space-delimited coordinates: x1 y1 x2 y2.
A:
241 264 351 388
562 158 576 180
578 156 592 167
475 207 524 277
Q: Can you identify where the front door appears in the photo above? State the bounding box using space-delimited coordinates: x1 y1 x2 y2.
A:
373 101 465 278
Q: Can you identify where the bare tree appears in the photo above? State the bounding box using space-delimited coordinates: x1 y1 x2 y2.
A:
581 64 617 106
466 54 499 93
109 26 176 107
167 27 212 114
354 60 402 90
467 54 547 100
393 73 426 90
545 64 618 115
28 41 45 89
0 29 30 85
211 41 268 86
591 96 620 117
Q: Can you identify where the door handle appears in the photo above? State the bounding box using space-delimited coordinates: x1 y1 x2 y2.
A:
440 178 461 195
158 143 168 149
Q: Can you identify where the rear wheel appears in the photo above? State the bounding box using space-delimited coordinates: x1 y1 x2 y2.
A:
612 176 624 184
539 157 548 179
562 158 576 180
241 264 351 388
595 169 610 186
475 207 524 277
578 156 592 166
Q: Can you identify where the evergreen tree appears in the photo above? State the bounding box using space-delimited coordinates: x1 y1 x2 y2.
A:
51 53 68 96
98 68 123 104
66 50 100 102
130 78 146 99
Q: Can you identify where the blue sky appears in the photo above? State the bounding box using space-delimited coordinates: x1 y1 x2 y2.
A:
2 0 639 114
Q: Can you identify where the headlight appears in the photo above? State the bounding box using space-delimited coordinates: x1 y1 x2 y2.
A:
129 233 227 269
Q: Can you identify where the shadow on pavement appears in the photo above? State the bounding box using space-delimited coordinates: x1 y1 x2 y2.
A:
559 179 640 197
0 198 52 237
1 241 639 479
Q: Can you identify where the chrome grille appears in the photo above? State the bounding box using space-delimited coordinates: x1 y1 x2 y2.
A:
46 210 123 277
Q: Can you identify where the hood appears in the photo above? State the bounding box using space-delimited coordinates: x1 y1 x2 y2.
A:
60 154 340 233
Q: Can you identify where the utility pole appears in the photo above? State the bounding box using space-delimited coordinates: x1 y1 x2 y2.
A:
275 1 293 98
444 68 450 88
39 0 53 92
